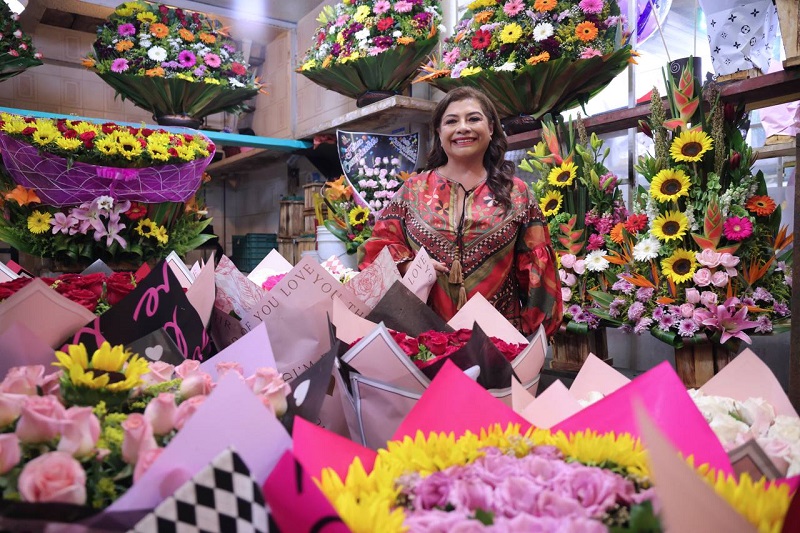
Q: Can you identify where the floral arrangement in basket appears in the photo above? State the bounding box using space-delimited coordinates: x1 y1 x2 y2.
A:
84 1 263 124
0 272 137 314
0 347 290 511
298 0 443 106
520 115 628 333
418 0 633 127
588 61 793 351
0 1 43 83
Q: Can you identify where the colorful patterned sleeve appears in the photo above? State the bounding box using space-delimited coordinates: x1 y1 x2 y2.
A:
358 199 415 269
514 199 563 337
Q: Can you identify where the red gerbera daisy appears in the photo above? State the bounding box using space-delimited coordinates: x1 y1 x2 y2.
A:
125 202 148 221
471 29 491 50
624 213 648 233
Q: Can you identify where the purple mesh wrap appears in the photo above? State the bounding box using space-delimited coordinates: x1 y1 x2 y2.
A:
0 131 215 206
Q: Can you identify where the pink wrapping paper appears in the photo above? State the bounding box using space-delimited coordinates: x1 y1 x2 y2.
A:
293 418 376 480
213 255 266 318
568 353 630 402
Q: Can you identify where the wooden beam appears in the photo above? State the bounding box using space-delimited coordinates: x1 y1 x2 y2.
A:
791 134 800 411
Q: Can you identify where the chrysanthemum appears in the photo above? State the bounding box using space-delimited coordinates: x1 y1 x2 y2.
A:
632 237 661 262
651 210 689 242
661 248 697 284
27 210 52 234
670 130 713 162
349 206 370 226
539 190 563 217
678 319 699 337
723 216 753 241
745 195 776 217
575 21 599 42
499 23 523 44
650 168 690 203
547 161 578 187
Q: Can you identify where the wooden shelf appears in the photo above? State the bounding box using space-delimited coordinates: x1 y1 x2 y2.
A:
755 142 797 159
205 148 302 177
295 96 436 140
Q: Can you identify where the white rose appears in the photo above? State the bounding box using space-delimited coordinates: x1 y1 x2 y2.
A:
690 391 740 422
767 415 800 443
738 397 775 435
709 415 750 448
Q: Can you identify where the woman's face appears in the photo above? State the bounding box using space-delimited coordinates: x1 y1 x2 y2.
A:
437 98 493 164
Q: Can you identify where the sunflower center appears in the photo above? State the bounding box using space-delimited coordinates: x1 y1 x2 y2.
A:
545 199 558 211
556 171 571 183
660 179 681 195
92 369 127 384
673 258 692 275
662 221 681 235
681 142 703 157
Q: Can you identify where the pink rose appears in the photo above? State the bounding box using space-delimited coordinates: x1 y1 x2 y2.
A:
121 413 157 465
696 249 721 268
16 395 66 443
144 393 177 435
711 271 729 288
246 368 290 417
174 395 206 430
0 433 21 474
719 253 740 268
560 254 577 269
133 447 164 483
57 407 100 457
18 452 86 505
685 288 701 304
561 287 572 302
142 362 176 385
679 303 695 318
0 365 44 395
41 372 61 397
215 361 244 379
700 291 718 307
572 260 586 275
693 268 712 287
0 392 24 427
174 360 202 379
179 372 213 398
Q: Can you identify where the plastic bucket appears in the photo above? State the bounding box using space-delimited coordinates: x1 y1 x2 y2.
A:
316 226 358 269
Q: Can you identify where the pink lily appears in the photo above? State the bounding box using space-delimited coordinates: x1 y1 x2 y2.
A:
697 297 760 344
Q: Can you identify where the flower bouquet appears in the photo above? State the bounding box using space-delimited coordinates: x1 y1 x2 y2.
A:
0 1 43 83
84 1 263 127
316 176 377 256
298 0 443 107
0 272 137 314
418 0 632 132
588 61 792 386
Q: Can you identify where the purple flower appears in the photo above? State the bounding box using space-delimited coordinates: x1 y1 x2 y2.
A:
628 301 645 321
658 314 676 331
443 47 460 66
193 66 206 77
567 304 582 317
104 210 128 248
579 0 604 14
586 233 605 251
594 215 613 235
612 278 634 294
413 12 432 29
651 306 664 320
634 317 654 334
678 319 699 337
71 202 105 234
117 23 136 36
178 50 197 68
110 58 129 73
754 315 773 334
636 287 654 302
774 302 789 316
609 298 626 318
694 298 760 344
751 287 773 302
50 212 78 235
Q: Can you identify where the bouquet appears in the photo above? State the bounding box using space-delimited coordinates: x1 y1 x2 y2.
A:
418 0 632 127
0 272 137 314
316 176 377 255
588 61 793 352
84 1 263 124
0 1 43 83
0 346 290 511
298 0 443 106
520 116 628 333
384 328 526 369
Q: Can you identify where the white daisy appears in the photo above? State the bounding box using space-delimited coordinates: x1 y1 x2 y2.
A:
147 46 168 62
354 28 371 41
585 250 610 272
533 23 554 42
494 61 516 72
632 236 661 262
228 78 245 88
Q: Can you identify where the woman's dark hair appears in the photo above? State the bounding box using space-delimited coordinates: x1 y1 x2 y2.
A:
425 87 515 211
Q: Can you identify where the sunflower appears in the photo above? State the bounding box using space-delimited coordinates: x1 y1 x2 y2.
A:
152 225 169 245
670 130 713 162
499 23 523 44
115 131 143 160
55 137 83 151
745 195 777 217
349 206 370 226
650 168 691 203
31 125 58 146
27 210 52 234
651 210 689 242
136 218 156 237
539 190 563 217
136 11 157 24
94 136 117 156
547 161 578 187
575 21 599 42
661 248 697 284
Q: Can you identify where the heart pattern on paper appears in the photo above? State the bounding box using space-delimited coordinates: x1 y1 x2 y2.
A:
145 345 164 361
293 380 310 407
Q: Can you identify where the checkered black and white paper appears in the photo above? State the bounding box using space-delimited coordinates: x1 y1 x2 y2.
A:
131 448 268 533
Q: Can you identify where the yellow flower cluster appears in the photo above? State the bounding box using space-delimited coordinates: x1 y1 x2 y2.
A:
135 218 169 245
54 342 149 393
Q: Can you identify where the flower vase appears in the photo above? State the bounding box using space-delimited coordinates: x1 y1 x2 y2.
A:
673 338 736 388
316 226 358 269
550 327 610 372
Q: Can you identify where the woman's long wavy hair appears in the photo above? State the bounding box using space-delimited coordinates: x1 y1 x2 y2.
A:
425 87 515 211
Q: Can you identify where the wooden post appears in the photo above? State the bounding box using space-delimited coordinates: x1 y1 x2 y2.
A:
791 134 800 411
776 0 800 69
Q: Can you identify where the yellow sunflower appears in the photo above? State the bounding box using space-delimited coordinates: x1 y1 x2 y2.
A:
651 210 689 242
499 23 523 44
547 161 578 188
670 130 713 162
27 210 52 234
54 342 149 393
136 11 157 24
115 131 143 159
539 190 563 217
349 206 369 226
152 225 169 245
94 136 117 156
650 168 691 203
661 248 697 284
136 218 156 237
55 137 83 151
31 125 58 146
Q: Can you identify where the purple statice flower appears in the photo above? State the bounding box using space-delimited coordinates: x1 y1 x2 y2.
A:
754 315 773 334
651 306 664 320
657 313 676 331
178 50 197 67
636 287 654 302
110 58 129 73
117 23 136 37
193 65 206 77
162 60 180 69
594 215 613 235
586 233 605 251
741 297 756 306
634 316 654 334
774 302 789 316
751 287 773 302
612 278 634 294
628 301 645 322
567 304 582 317
678 319 699 337
609 297 626 318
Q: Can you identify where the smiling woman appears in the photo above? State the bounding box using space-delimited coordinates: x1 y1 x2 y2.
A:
360 87 563 337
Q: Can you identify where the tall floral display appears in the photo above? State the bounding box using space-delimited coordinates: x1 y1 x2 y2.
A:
589 62 792 387
0 1 43 83
298 0 442 107
521 116 628 369
419 0 632 133
84 1 263 128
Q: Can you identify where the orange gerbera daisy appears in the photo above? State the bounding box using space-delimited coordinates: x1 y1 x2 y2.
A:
474 10 493 23
198 32 216 44
527 51 550 65
81 57 96 68
178 28 195 42
397 36 415 45
145 67 165 77
745 195 777 217
576 21 599 42
534 0 557 11
610 222 625 244
150 23 169 38
115 40 134 52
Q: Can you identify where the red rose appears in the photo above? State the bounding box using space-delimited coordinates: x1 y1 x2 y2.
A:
377 17 394 32
453 329 472 344
21 126 35 135
0 278 34 300
231 62 246 76
55 273 105 299
101 123 116 134
63 129 78 139
106 272 136 306
492 338 523 362
63 288 98 312
78 131 96 149
417 331 449 356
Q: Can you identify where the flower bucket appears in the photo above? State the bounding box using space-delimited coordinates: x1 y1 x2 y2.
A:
317 226 357 270
673 336 736 388
551 327 610 372
0 131 214 206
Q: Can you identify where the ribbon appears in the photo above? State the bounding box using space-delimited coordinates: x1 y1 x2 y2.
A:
96 166 142 199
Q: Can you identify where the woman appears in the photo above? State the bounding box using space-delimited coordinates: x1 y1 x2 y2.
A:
360 87 562 337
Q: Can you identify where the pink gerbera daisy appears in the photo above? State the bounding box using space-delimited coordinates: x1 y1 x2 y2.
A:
203 53 221 68
178 50 196 68
393 0 413 14
118 23 136 36
503 0 525 16
723 216 753 241
111 58 129 73
373 0 391 15
579 0 605 14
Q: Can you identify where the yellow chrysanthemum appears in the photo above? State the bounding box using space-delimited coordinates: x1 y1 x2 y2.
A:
27 210 52 234
55 137 83 151
176 73 195 82
499 23 523 44
650 168 691 203
173 144 195 161
349 207 369 226
301 59 317 71
670 130 713 162
467 0 496 10
354 5 371 23
547 161 578 187
136 218 156 237
539 190 563 217
460 66 482 77
115 131 143 160
651 210 689 242
203 77 221 85
660 248 697 284
54 342 149 393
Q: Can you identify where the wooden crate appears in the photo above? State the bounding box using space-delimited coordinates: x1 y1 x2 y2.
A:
294 236 317 262
304 208 318 234
279 200 304 238
303 182 324 210
278 237 294 264
777 0 800 68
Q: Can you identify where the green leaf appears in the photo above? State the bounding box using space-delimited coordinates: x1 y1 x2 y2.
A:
650 327 684 347
610 501 663 532
473 509 494 526
565 321 589 334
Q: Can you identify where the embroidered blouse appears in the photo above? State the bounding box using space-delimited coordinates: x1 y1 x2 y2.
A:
359 170 562 337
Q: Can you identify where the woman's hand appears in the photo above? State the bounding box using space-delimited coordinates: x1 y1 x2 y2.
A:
431 260 450 274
